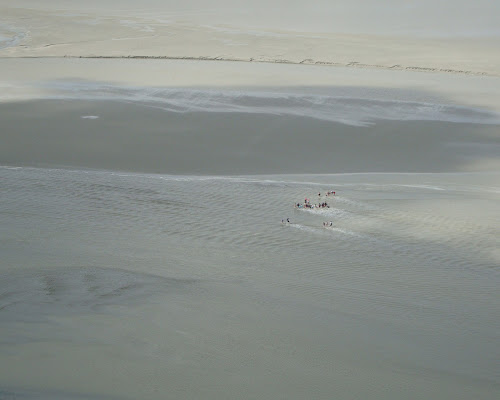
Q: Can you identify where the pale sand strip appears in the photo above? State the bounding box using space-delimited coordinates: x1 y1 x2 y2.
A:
1 6 499 77
12 55 494 78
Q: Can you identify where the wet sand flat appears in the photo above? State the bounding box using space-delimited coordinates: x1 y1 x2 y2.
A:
1 166 499 400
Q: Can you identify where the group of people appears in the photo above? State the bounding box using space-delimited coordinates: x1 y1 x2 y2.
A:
283 190 337 226
295 190 336 210
295 201 329 209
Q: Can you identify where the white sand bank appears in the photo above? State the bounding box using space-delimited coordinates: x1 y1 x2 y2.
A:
1 2 500 76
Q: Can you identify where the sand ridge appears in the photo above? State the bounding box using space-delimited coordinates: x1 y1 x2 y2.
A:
10 55 493 77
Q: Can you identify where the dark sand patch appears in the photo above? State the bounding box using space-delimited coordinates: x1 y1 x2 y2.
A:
1 99 499 174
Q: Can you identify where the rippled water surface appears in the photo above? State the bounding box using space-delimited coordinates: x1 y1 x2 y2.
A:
1 166 499 399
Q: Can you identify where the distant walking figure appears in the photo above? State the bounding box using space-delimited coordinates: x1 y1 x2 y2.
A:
287 218 290 223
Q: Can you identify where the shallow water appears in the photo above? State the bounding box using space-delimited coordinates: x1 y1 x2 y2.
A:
1 166 499 399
